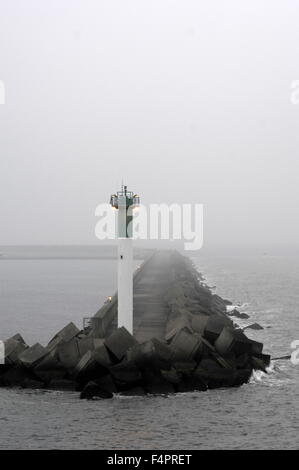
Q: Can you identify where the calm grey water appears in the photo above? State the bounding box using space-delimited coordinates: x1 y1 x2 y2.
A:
0 246 298 449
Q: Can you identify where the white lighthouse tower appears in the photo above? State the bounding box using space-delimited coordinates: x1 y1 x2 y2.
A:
110 185 140 334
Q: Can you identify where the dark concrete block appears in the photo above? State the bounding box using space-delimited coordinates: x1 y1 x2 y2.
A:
173 361 197 378
194 366 237 389
254 353 271 367
251 356 268 373
94 374 117 394
18 343 48 368
48 322 80 347
0 366 43 387
191 315 209 335
176 376 207 393
214 327 253 357
161 368 181 385
56 338 80 370
74 349 111 384
214 327 235 356
170 330 202 361
8 334 27 346
227 309 250 319
165 316 192 342
236 353 251 369
80 380 114 399
4 338 28 365
34 354 66 382
77 337 104 357
248 339 263 355
243 323 264 331
93 344 113 367
127 339 173 370
105 327 138 361
109 361 142 389
204 315 227 343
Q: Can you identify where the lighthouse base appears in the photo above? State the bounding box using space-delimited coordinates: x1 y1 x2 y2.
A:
117 238 133 334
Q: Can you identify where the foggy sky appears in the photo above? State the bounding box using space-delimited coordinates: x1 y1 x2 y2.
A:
0 0 299 246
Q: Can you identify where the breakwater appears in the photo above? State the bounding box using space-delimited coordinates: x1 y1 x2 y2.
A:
0 250 270 398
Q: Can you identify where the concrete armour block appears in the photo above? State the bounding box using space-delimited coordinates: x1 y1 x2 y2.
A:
191 315 209 335
214 327 235 356
214 326 252 357
126 339 173 370
57 338 80 370
104 327 138 361
93 345 112 367
170 330 202 361
165 316 193 342
74 348 110 384
173 361 197 377
8 334 27 346
0 366 43 387
161 368 181 385
94 374 117 393
77 337 104 357
48 322 80 348
80 380 114 399
248 339 263 355
4 338 28 365
18 343 48 368
34 354 66 382
204 315 227 344
109 361 142 388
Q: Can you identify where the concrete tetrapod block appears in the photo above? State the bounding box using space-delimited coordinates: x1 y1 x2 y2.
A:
248 339 263 355
77 337 104 357
204 315 228 344
0 366 43 387
254 353 271 367
33 354 66 382
4 338 28 365
251 356 268 373
56 338 81 370
161 367 181 385
214 326 252 357
141 369 176 395
49 322 80 344
47 322 80 353
8 334 27 346
109 360 142 390
194 359 236 389
18 343 48 368
80 380 114 399
126 339 173 370
94 374 117 394
74 346 112 384
93 344 113 368
170 329 202 361
165 315 193 342
104 327 138 361
191 314 210 336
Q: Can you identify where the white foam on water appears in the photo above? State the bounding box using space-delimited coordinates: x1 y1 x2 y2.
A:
226 302 250 313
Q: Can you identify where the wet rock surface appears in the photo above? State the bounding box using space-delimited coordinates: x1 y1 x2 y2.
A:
0 250 270 399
